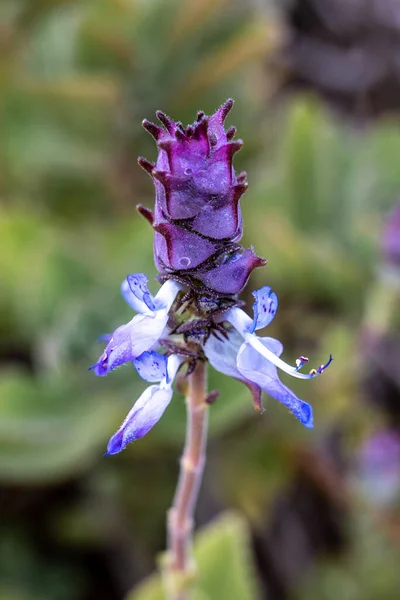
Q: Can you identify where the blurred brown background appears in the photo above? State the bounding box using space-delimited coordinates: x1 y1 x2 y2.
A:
1 1 400 599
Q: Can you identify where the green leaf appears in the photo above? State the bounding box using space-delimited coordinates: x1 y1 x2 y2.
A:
127 512 260 600
0 371 117 483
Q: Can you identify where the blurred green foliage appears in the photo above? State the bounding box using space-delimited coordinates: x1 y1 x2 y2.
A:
1 1 400 599
129 513 259 600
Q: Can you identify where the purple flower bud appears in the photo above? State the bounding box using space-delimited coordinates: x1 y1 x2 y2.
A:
139 100 265 296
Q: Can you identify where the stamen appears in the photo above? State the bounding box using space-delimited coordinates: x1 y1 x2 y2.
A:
246 334 333 381
295 355 309 371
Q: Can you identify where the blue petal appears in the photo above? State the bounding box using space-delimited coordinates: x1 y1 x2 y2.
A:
237 337 314 428
127 274 156 310
91 322 134 376
98 333 112 342
121 279 149 312
133 350 168 382
91 308 171 377
105 384 173 454
121 274 156 312
250 286 278 333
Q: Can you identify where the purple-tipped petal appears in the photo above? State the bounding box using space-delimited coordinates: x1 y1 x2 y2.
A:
106 384 173 454
133 350 168 382
92 310 170 377
197 249 266 294
237 337 314 428
91 322 135 376
250 286 278 333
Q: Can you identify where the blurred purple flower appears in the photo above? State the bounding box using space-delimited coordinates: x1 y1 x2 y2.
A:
382 203 400 266
106 355 182 455
356 430 400 507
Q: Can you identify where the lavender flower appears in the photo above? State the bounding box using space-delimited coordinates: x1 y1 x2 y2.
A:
92 100 332 453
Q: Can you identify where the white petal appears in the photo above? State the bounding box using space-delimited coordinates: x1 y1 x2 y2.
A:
129 310 169 357
154 279 181 310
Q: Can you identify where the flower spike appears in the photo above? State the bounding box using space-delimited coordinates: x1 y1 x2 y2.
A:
92 101 333 445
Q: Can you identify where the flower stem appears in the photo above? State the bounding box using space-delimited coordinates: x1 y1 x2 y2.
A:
165 360 208 600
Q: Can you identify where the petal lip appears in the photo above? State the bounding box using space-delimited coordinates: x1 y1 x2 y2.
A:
133 350 168 382
236 337 314 428
105 385 172 454
105 354 182 455
91 278 181 378
92 310 170 377
91 321 135 376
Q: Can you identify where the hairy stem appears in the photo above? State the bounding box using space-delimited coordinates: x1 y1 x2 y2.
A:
165 360 208 600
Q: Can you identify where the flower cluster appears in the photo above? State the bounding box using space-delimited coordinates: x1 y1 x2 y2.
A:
91 101 332 455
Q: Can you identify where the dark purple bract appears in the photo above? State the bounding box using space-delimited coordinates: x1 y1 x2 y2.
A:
138 100 266 296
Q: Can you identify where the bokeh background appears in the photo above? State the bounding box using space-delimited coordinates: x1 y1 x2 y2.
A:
1 0 400 599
